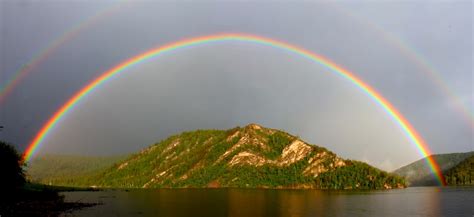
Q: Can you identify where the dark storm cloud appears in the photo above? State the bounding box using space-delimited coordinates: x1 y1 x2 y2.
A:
0 0 472 170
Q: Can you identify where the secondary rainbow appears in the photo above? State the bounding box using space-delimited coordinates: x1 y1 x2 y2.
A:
23 33 446 185
333 5 474 127
0 1 126 104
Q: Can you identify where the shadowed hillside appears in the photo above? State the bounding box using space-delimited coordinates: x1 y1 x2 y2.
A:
27 155 126 184
393 151 474 186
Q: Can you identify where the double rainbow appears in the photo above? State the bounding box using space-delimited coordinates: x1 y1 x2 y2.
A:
23 33 446 185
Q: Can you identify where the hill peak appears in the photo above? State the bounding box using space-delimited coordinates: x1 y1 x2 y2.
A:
244 123 264 130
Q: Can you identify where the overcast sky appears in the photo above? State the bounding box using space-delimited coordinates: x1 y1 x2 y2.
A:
0 0 472 171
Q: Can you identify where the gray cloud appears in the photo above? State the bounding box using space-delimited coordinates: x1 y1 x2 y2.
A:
0 1 472 170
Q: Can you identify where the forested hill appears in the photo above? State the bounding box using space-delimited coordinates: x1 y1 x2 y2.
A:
29 124 406 190
444 155 474 185
393 151 474 186
27 154 126 184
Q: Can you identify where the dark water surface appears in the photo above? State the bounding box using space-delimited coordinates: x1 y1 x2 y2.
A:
61 187 473 217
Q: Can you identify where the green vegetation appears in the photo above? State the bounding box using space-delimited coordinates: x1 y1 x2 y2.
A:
444 155 474 185
265 131 292 159
178 153 315 188
315 161 405 189
29 124 406 190
394 151 474 186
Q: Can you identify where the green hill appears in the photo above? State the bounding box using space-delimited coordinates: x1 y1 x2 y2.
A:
27 154 126 184
29 124 406 190
444 155 474 185
393 151 474 186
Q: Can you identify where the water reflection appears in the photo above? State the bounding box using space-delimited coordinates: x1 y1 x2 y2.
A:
60 187 473 217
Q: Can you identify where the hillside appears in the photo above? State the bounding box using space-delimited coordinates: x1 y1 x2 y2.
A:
444 155 474 185
33 124 406 190
393 151 474 186
27 154 126 184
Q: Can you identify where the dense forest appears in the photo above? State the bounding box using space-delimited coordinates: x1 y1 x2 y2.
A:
444 155 474 185
29 124 406 190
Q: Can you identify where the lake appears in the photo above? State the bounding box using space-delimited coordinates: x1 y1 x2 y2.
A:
61 187 473 217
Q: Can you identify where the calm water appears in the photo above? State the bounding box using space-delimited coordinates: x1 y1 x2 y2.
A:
61 187 473 217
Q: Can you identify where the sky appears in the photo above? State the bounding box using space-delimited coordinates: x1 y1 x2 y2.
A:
0 0 472 171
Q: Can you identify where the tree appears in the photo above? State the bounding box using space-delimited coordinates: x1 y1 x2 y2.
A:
0 141 26 191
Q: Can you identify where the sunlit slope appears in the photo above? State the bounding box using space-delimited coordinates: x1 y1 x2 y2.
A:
36 124 404 189
394 151 474 186
444 155 474 185
27 154 126 184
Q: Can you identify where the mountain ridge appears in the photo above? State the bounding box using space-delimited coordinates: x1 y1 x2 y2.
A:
29 124 406 190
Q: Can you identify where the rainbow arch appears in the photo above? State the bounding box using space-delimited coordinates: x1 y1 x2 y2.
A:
23 33 446 185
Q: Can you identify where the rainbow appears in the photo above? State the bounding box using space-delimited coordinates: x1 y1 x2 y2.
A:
22 33 446 185
0 2 125 104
